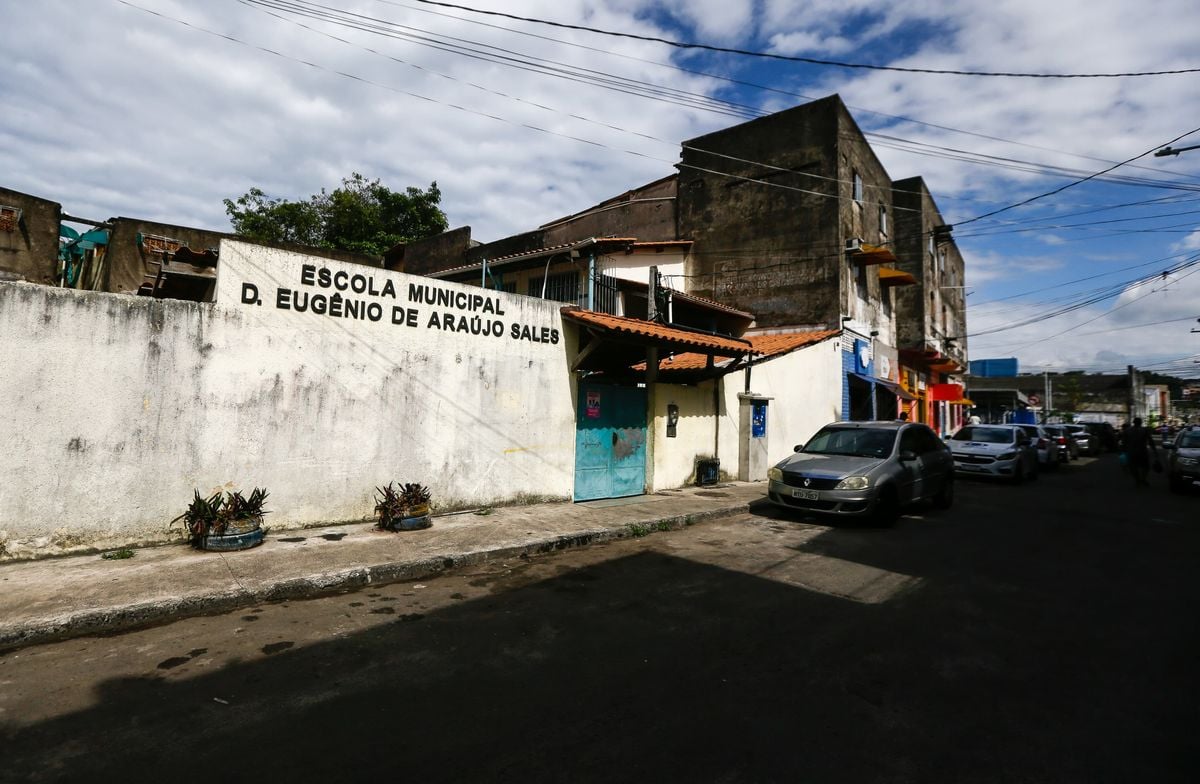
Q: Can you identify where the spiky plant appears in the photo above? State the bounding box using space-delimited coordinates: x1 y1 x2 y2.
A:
177 487 270 540
225 487 270 522
374 482 431 529
180 491 224 537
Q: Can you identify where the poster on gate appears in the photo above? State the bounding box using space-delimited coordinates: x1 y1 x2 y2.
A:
586 390 601 419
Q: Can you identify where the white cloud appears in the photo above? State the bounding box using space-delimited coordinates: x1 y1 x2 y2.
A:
3 0 1200 374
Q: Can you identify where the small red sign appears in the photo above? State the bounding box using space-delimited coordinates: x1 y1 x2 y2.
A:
586 391 601 419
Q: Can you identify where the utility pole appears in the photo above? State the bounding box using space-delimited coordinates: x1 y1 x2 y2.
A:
647 265 658 322
1043 372 1050 424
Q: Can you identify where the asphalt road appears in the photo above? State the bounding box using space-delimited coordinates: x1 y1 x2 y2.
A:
2 453 1197 783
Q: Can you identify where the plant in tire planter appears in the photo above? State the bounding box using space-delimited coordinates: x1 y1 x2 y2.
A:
177 487 269 550
375 482 432 531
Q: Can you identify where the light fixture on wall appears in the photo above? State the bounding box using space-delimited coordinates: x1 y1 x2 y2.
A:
870 330 879 337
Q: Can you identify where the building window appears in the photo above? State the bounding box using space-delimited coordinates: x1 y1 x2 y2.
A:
928 234 935 258
529 270 580 303
852 171 863 204
878 205 888 238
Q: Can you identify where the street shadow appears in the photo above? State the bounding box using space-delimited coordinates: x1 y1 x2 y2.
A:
5 463 1199 782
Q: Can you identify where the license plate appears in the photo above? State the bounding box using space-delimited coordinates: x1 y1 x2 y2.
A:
792 488 819 500
958 464 982 471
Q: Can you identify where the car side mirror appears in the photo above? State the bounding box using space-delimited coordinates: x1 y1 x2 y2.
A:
1163 443 1175 450
899 450 917 462
794 444 803 452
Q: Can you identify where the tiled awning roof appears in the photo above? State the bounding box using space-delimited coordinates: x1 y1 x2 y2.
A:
635 329 840 372
562 307 752 354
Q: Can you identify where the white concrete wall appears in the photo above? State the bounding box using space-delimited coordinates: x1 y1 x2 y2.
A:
600 250 686 285
648 381 719 490
0 241 576 559
721 337 844 470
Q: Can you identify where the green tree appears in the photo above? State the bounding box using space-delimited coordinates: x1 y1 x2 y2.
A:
224 174 448 257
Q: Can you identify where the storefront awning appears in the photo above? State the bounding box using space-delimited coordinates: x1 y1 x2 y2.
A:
928 382 965 402
878 267 917 286
848 373 917 401
875 377 918 400
850 242 899 265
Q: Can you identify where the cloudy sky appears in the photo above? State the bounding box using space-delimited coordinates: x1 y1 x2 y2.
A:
4 0 1200 378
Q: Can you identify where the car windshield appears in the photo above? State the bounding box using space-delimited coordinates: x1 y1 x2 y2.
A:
804 427 896 458
1179 432 1200 448
951 426 1015 444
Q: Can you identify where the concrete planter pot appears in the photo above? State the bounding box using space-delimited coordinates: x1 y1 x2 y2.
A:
193 516 265 551
383 503 431 532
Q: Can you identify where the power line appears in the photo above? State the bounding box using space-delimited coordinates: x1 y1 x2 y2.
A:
411 0 1200 79
242 0 1200 222
379 1 1200 185
955 125 1200 227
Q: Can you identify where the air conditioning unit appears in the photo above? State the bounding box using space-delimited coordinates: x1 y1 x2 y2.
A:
845 238 863 252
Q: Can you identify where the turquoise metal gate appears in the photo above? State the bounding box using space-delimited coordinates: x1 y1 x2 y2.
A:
574 382 647 501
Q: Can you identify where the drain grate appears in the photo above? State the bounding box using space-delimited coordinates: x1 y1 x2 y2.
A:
695 491 731 498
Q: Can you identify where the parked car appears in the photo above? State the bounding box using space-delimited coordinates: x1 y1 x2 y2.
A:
1015 424 1060 470
1164 426 1200 493
1063 424 1098 456
1043 425 1079 462
947 424 1039 482
766 421 954 525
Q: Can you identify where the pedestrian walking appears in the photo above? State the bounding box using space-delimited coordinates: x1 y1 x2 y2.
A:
1122 417 1159 487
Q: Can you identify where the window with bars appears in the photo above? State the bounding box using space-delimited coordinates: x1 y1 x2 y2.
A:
528 270 580 304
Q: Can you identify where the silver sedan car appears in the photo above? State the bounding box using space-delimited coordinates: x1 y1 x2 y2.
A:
766 421 955 525
947 424 1039 482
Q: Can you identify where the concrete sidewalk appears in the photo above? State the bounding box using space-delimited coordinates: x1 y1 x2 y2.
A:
0 482 764 651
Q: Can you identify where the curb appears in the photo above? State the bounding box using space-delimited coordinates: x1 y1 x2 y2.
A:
0 501 749 652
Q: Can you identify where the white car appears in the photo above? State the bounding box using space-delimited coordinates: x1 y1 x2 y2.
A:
947 424 1039 482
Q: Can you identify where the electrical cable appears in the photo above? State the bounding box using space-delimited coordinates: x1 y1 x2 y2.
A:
410 0 1200 79
379 0 1200 185
955 125 1200 227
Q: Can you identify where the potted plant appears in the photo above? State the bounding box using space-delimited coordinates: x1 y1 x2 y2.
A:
178 487 269 550
375 482 431 531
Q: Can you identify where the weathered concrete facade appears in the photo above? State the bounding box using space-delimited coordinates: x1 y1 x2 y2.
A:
541 175 678 246
892 176 968 365
0 186 61 284
0 241 576 559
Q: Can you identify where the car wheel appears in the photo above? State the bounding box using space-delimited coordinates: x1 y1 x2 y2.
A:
871 487 899 527
932 475 954 509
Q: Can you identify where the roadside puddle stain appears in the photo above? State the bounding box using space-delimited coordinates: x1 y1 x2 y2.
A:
157 648 209 669
320 533 347 541
369 607 396 615
261 641 295 655
278 537 307 543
